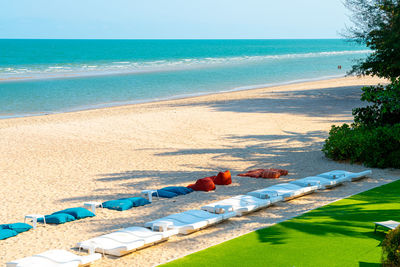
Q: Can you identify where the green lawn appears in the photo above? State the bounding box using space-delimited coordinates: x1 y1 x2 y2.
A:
163 180 400 267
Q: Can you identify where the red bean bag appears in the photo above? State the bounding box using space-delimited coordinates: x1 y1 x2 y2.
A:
237 168 288 179
270 168 289 176
260 170 281 179
187 177 216 192
212 170 232 185
237 169 265 178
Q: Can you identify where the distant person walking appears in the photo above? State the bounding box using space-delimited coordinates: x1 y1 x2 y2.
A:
337 65 342 70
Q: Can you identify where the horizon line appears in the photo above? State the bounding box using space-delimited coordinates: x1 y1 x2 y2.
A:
0 37 346 40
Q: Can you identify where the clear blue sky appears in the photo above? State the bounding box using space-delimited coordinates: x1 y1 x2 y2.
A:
0 0 350 39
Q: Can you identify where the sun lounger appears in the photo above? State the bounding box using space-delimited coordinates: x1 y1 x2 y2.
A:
317 170 372 182
145 209 236 235
291 176 344 190
201 195 271 216
78 226 177 257
247 183 318 201
374 220 400 233
6 249 101 267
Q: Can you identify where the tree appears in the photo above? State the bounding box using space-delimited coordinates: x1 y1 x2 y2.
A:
343 0 400 127
344 0 400 79
322 0 400 168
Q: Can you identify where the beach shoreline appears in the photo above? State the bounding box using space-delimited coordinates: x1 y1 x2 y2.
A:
1 75 398 266
0 75 385 122
0 74 348 120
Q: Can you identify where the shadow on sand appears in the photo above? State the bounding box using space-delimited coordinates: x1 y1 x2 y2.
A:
58 82 376 236
172 85 365 121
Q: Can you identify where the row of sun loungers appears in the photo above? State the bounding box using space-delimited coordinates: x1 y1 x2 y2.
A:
77 210 236 257
7 170 372 266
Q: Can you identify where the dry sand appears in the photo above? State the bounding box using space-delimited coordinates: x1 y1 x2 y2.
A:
0 76 399 266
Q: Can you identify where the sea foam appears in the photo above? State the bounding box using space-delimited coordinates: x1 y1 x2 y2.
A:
0 50 370 82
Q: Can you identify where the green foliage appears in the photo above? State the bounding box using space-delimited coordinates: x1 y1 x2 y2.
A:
353 79 400 127
382 226 400 266
344 0 400 79
323 1 400 168
322 123 400 168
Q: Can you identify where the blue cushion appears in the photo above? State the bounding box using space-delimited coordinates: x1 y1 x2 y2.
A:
38 213 76 224
52 207 95 220
102 199 133 211
161 186 194 195
124 197 150 207
0 229 18 240
6 223 32 233
153 189 178 198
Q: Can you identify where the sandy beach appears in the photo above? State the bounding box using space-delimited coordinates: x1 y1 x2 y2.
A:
1 76 399 266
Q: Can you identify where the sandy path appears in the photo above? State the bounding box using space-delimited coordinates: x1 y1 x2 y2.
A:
0 76 398 266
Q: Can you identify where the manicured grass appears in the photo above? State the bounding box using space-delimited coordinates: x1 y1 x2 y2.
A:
163 180 400 267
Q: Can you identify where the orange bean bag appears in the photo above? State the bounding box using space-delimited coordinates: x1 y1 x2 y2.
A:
212 170 232 185
187 177 216 192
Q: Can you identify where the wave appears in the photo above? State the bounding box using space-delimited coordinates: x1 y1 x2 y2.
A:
0 49 371 81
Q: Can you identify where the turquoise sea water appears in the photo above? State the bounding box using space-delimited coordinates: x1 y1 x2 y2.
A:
0 39 369 118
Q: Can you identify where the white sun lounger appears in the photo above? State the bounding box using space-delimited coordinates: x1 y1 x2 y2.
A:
247 183 318 201
145 209 236 235
201 195 271 216
291 176 344 190
77 226 177 257
374 220 400 233
6 249 101 267
317 170 372 182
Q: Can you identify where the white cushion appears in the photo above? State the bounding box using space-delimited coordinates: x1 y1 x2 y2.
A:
291 176 339 189
77 226 176 257
201 195 270 216
145 209 235 234
317 170 371 182
247 183 317 200
6 249 101 267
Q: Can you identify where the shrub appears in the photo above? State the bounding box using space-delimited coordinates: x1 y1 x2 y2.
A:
322 124 400 168
382 226 400 266
353 80 400 127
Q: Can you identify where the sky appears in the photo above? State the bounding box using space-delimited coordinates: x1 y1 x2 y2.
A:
0 0 351 39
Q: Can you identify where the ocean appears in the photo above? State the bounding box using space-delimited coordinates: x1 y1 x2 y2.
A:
0 39 369 118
